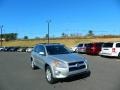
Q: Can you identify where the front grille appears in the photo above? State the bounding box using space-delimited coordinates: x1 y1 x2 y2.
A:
69 61 84 66
69 65 86 72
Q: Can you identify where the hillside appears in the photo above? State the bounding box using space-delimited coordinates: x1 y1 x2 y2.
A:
2 37 120 47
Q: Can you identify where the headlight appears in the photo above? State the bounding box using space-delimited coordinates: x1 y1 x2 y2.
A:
84 59 88 63
82 56 87 63
52 60 67 68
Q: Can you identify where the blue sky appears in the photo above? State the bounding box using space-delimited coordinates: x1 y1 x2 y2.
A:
0 0 120 38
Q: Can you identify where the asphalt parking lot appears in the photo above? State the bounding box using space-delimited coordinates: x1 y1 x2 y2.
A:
0 52 120 90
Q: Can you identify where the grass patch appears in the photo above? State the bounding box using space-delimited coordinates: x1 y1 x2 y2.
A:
2 37 120 47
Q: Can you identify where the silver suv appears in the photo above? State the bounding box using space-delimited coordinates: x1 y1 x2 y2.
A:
31 43 90 84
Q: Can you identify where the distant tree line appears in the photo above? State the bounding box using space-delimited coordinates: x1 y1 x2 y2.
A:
0 33 18 41
22 30 120 40
1 30 119 41
60 30 95 38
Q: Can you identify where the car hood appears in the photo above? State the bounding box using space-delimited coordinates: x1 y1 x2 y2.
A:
49 53 85 63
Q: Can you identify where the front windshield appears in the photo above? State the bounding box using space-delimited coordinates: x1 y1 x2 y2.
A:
46 45 70 55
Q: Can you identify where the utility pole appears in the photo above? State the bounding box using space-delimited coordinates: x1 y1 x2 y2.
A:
46 20 51 44
0 25 3 47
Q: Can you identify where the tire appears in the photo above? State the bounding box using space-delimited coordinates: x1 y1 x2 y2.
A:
45 66 56 84
118 53 120 59
86 70 91 77
75 49 78 53
31 59 37 70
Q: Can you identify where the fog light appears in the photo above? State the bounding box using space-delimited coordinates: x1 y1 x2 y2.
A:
55 70 61 75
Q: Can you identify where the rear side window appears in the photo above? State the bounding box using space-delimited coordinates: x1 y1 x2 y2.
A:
86 43 92 47
103 43 113 48
85 44 88 47
78 44 83 47
116 43 120 47
96 43 103 47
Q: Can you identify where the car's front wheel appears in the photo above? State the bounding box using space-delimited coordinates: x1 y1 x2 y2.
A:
45 66 56 84
31 59 37 70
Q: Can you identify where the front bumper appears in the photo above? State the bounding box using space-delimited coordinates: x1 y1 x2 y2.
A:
52 64 89 79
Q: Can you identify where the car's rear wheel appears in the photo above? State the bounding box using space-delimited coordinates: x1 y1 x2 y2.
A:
75 49 78 53
45 66 56 84
118 53 120 59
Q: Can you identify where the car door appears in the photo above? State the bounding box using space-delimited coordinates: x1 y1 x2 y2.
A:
35 45 46 70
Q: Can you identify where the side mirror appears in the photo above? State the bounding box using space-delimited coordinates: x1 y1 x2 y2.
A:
39 52 45 56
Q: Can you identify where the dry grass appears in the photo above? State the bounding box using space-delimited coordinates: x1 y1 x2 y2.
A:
2 37 120 47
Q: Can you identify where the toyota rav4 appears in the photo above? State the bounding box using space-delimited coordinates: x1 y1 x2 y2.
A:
30 43 90 84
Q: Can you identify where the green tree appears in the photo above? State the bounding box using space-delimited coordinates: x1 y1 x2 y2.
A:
1 33 18 40
61 32 68 37
24 36 28 39
45 34 49 38
87 30 94 37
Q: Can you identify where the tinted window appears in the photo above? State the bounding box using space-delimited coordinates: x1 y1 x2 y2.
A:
85 44 88 47
86 43 92 47
34 45 45 53
96 43 103 47
103 43 113 48
116 43 120 47
46 45 70 55
78 44 83 47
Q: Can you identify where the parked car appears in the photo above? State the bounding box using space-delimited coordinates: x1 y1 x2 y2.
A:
9 47 20 52
71 45 78 52
99 42 120 58
31 43 90 84
71 43 87 53
22 47 28 52
76 43 88 53
17 48 23 52
0 47 5 51
17 47 27 52
8 47 15 52
26 47 33 52
4 47 12 52
86 42 103 55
